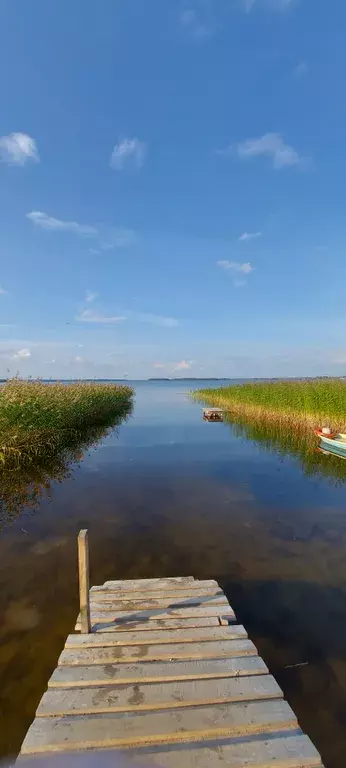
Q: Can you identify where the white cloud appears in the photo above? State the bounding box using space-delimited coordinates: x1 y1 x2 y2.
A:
180 9 212 39
137 313 179 328
153 362 166 369
76 309 127 324
73 356 84 363
0 133 39 165
27 211 97 236
237 133 304 169
13 348 31 359
85 290 98 303
238 232 262 241
217 260 254 275
110 138 146 171
174 360 193 371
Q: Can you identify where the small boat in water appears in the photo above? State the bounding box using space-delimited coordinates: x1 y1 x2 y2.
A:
315 428 346 452
203 407 223 422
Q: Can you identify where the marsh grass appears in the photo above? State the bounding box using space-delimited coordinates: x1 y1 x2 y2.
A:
0 378 133 468
194 379 346 432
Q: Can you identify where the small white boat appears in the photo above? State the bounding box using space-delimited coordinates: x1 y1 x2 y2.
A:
315 429 346 452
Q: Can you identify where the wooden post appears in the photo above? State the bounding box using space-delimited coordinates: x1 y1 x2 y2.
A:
78 529 91 634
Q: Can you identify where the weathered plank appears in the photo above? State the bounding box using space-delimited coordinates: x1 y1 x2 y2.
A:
66 625 247 648
90 588 224 602
76 606 236 626
58 638 258 666
98 578 217 589
48 656 268 688
77 530 91 634
21 699 298 754
37 674 283 716
86 597 229 612
124 735 323 768
76 616 223 633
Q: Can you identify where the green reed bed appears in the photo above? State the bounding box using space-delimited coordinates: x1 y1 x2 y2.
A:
0 378 133 467
194 378 346 432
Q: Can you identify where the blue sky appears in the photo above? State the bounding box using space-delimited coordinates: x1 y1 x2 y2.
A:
0 0 344 379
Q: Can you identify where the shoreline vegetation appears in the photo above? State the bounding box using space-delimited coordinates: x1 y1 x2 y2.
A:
0 379 133 469
194 378 346 432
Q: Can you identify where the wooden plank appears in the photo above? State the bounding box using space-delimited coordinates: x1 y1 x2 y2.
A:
98 581 221 590
58 638 258 666
77 530 90 634
86 597 229 612
76 617 223 633
48 656 269 688
91 579 219 592
76 606 236 626
20 699 298 754
66 625 247 648
124 735 323 768
37 674 283 716
90 588 224 602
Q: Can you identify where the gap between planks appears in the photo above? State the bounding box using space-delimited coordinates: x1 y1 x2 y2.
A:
20 699 299 754
48 655 269 688
36 674 283 717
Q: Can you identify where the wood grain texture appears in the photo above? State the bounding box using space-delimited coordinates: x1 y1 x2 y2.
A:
48 656 268 688
37 674 283 716
58 638 258 666
77 530 90 634
86 597 229 612
66 625 247 648
75 606 236 626
124 735 323 768
21 699 298 753
76 616 223 632
90 588 224 602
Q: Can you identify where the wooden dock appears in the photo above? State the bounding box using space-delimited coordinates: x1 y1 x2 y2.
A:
18 531 323 766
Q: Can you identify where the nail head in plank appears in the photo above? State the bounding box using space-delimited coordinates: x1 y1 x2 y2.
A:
20 699 298 754
48 656 269 688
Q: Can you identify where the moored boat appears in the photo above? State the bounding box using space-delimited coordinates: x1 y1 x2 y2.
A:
315 429 346 452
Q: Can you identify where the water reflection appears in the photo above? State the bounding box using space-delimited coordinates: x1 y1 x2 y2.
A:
225 412 346 485
0 406 133 528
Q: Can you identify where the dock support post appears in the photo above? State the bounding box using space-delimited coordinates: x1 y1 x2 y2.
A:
78 529 91 633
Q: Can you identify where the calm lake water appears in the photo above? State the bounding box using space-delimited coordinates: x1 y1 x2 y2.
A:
1 380 346 766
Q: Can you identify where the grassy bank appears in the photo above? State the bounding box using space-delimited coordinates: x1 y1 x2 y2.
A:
0 379 133 467
194 378 346 432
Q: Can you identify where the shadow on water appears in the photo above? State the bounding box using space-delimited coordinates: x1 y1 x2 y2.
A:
0 405 133 529
224 411 346 485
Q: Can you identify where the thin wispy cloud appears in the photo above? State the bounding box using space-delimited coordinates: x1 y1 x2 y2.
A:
238 232 262 241
85 290 98 303
217 260 254 275
153 362 167 369
136 312 179 328
237 133 305 169
0 132 39 165
217 260 254 287
180 9 212 39
174 359 193 371
76 309 127 324
110 137 146 171
0 287 7 295
13 348 31 359
27 211 97 236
